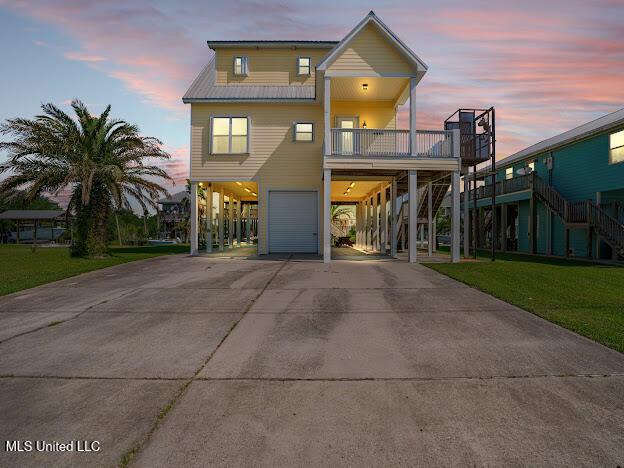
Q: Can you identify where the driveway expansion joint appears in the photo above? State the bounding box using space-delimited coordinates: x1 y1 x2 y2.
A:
117 255 292 468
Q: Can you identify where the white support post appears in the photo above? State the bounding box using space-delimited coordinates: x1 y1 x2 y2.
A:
228 194 234 247
364 199 369 250
432 216 437 252
427 181 433 257
380 184 387 254
205 184 213 253
451 170 461 263
246 203 252 244
218 187 224 251
391 177 397 257
324 77 331 156
451 129 461 263
355 203 362 249
236 198 242 246
372 191 378 251
463 172 470 258
409 77 417 156
408 170 418 262
190 182 198 255
323 168 331 263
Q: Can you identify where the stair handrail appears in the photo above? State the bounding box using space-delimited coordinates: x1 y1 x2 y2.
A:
587 200 624 253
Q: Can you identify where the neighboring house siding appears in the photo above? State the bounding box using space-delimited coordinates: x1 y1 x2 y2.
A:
327 23 414 75
214 48 328 86
190 102 324 254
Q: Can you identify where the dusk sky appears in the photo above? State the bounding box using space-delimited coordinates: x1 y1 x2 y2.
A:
1 0 623 193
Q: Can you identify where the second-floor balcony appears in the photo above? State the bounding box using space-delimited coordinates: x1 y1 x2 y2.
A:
328 128 455 158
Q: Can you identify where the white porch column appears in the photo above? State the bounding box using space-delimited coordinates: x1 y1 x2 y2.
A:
236 199 242 246
409 77 417 156
190 181 199 255
218 187 224 251
451 128 461 263
228 194 234 247
391 177 397 257
427 181 433 257
363 199 369 250
246 203 252 244
372 191 378 251
408 170 418 262
323 168 331 263
205 184 213 253
324 77 331 156
432 216 437 252
463 172 470 257
451 170 461 263
355 203 362 249
380 184 387 254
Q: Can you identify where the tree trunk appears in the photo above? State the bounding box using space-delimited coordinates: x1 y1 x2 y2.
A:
71 187 111 257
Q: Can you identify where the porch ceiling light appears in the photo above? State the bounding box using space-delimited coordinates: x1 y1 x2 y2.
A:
244 188 251 193
349 182 355 187
236 182 243 186
251 192 257 196
362 121 367 128
198 182 204 187
362 83 368 91
344 191 349 196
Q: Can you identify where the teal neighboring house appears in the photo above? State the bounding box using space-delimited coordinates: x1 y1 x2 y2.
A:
462 108 624 260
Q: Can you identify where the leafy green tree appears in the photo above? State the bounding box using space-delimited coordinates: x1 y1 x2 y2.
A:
0 100 172 256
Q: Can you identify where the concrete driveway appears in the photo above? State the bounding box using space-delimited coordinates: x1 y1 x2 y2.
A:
0 255 623 467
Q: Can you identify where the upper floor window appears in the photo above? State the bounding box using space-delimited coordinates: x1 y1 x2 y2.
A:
233 56 248 76
297 57 311 76
294 122 314 142
505 167 513 180
528 161 535 172
211 117 249 154
610 129 624 164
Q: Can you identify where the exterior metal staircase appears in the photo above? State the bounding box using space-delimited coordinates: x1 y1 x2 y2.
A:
532 173 624 258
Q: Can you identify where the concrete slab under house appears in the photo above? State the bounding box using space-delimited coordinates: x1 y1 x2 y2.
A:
181 11 485 263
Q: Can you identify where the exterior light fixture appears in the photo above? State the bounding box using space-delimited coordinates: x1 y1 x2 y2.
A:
362 121 367 128
198 182 204 187
362 83 368 91
244 188 251 193
236 182 243 186
346 187 351 193
251 192 257 196
349 182 355 187
344 191 349 196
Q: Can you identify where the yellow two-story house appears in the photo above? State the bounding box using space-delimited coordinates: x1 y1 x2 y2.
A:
183 11 462 262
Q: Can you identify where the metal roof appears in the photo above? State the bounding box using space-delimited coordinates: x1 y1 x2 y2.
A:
158 191 188 204
207 40 338 49
183 58 316 102
0 210 65 220
479 107 624 174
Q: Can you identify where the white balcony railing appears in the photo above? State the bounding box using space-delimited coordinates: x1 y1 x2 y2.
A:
329 128 454 158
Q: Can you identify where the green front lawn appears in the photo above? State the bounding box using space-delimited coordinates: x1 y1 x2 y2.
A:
0 244 189 296
425 252 624 353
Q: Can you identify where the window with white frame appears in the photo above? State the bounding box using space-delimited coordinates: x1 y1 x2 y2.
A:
297 57 311 76
233 56 248 76
211 117 249 154
294 122 313 142
505 167 513 180
610 129 624 164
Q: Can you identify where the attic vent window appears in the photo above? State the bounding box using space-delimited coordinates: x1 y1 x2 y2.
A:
610 129 624 164
297 57 311 76
234 56 248 76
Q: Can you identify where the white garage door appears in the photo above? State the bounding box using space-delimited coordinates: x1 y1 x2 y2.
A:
268 191 318 253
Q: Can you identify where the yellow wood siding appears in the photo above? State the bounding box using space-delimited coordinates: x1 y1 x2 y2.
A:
327 23 414 75
190 103 324 254
330 101 396 129
215 48 328 86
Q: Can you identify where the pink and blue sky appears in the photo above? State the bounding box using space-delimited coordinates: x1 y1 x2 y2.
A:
1 0 623 192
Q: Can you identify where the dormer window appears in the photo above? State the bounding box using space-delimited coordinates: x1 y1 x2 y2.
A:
297 57 311 76
233 56 248 76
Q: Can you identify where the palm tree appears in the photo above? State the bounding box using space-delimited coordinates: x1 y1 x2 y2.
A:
0 99 172 257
